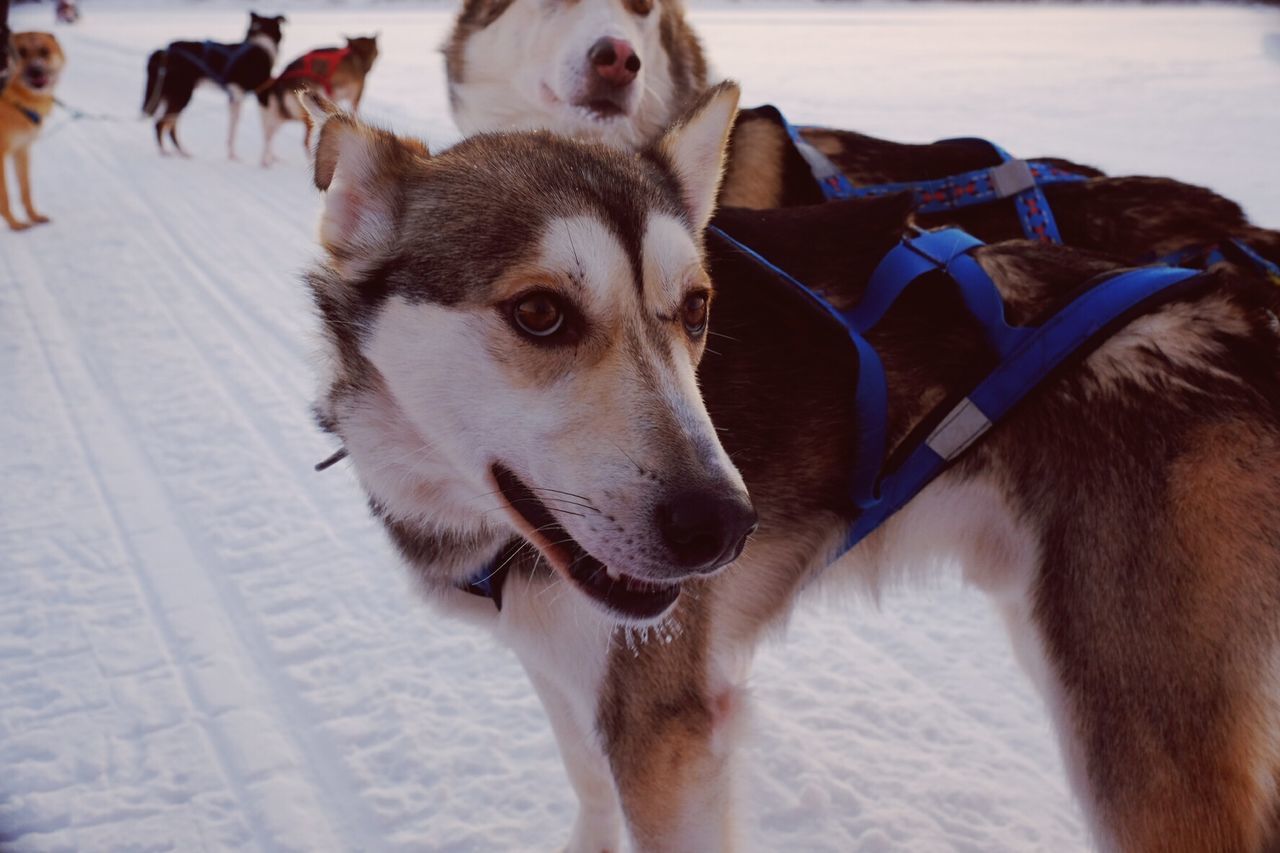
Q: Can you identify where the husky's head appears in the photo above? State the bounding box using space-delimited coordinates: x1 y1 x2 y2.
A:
303 84 754 623
444 0 707 151
247 12 286 47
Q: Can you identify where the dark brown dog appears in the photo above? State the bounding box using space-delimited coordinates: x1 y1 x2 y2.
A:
722 106 1280 269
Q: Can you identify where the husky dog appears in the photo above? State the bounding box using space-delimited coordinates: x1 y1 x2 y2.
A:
444 0 706 150
445 0 1280 270
304 87 1280 851
141 12 285 159
257 35 379 168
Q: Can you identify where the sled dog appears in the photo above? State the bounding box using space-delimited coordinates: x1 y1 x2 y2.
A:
141 11 285 159
0 31 63 231
301 87 1280 852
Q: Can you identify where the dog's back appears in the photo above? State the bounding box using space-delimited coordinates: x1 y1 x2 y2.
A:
721 106 1280 270
706 202 1280 851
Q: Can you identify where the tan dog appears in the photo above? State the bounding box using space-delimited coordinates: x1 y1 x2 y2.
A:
257 35 379 167
0 31 63 231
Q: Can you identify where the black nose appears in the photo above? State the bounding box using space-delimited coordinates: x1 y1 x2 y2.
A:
656 490 757 574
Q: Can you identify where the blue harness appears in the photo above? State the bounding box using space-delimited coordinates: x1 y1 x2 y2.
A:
707 225 1203 559
2 97 42 126
1150 238 1280 284
783 118 1088 244
169 40 260 92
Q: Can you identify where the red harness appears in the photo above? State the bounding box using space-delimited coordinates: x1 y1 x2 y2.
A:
277 47 352 97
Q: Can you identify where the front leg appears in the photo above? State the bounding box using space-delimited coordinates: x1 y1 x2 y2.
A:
14 147 49 224
226 90 243 160
526 671 623 853
600 598 745 852
1 153 31 230
500 578 624 853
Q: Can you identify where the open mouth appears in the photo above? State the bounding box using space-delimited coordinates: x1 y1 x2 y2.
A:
25 70 50 89
491 463 680 621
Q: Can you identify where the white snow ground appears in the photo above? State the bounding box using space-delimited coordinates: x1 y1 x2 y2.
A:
2 3 1277 851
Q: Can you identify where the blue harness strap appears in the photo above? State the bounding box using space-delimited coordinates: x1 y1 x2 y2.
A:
459 540 522 610
2 97 42 126
781 117 1088 244
708 224 1201 561
1151 239 1280 283
169 40 260 91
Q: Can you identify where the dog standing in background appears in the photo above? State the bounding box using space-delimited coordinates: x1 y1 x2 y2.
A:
0 31 63 231
141 12 285 159
257 35 378 168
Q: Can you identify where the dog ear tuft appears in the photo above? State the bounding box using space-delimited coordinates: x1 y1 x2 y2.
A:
652 81 740 233
300 95 429 278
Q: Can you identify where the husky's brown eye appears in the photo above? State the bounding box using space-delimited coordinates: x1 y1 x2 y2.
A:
512 292 565 338
681 292 708 336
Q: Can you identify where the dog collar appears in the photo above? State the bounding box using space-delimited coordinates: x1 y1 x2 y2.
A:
314 446 518 610
458 540 522 610
3 97 42 126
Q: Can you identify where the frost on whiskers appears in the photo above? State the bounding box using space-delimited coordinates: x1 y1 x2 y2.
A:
617 614 685 657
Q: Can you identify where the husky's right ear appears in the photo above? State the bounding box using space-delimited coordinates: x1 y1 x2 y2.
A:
650 81 741 233
299 91 428 279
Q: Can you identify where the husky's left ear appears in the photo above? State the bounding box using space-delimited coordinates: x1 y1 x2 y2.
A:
300 91 429 279
650 81 741 232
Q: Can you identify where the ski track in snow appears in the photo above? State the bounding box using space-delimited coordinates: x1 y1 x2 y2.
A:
2 3 1277 850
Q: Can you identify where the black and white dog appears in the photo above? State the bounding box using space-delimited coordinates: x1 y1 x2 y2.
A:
142 11 285 159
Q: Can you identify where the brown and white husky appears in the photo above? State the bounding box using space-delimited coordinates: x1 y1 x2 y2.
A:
444 0 706 151
443 0 1280 270
301 85 1280 852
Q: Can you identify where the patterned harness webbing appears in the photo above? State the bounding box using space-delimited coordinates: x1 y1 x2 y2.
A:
783 118 1089 244
276 47 352 97
780 114 1280 279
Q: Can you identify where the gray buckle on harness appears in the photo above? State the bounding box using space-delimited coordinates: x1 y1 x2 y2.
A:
795 139 845 184
925 397 992 462
988 159 1036 198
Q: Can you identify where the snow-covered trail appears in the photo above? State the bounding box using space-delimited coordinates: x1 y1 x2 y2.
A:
3 3 1276 851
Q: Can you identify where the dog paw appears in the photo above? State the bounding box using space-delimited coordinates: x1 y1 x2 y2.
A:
30 214 50 225
7 221 32 232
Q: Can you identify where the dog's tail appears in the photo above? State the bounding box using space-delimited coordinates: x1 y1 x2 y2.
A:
142 49 167 117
